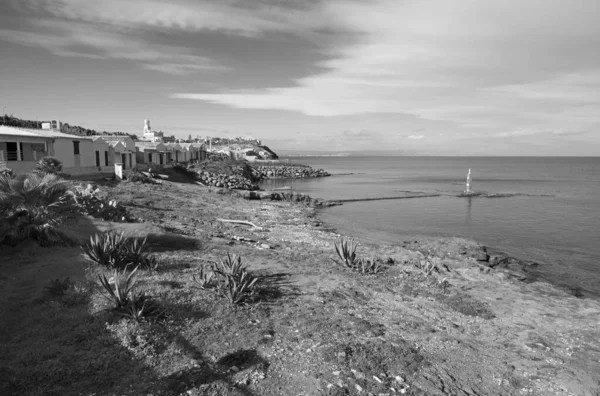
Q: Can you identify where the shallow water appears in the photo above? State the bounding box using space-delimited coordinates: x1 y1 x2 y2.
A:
261 156 600 295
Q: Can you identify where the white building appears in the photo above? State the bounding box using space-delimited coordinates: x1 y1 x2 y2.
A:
141 119 164 142
0 125 96 175
92 135 137 170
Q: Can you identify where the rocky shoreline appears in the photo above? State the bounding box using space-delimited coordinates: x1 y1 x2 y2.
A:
254 165 330 179
2 178 599 396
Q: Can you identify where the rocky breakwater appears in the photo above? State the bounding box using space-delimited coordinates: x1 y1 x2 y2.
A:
239 190 340 207
256 165 330 179
197 171 259 190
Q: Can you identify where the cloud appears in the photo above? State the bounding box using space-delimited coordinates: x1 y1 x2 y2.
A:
492 129 587 138
407 135 425 140
171 0 600 134
0 19 227 75
8 0 332 37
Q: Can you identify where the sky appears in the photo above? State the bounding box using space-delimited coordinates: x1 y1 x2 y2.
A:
0 0 599 156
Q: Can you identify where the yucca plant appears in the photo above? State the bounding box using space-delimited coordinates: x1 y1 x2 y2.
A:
215 252 246 278
124 236 157 270
357 257 383 274
98 267 139 309
333 237 359 268
416 259 438 277
221 271 259 305
192 266 216 289
81 231 130 270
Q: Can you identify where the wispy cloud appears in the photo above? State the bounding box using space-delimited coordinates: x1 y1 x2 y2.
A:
0 19 227 75
492 129 587 138
170 0 600 135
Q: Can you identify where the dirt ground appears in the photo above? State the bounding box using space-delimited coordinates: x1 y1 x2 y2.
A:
1 177 599 396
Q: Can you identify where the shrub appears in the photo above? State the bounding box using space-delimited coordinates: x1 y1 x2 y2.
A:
35 156 63 175
0 172 72 245
70 184 133 222
43 277 72 296
81 232 157 271
125 169 160 184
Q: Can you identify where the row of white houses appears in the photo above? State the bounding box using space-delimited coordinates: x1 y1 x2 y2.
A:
0 125 207 176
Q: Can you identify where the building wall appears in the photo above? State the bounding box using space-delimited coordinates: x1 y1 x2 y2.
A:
53 139 95 168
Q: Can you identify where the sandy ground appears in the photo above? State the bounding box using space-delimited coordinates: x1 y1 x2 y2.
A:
1 179 599 396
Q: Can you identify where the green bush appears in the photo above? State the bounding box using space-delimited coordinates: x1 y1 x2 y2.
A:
35 156 63 175
125 169 160 184
69 184 134 222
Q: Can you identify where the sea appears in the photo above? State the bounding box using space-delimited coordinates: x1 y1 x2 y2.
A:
260 156 600 297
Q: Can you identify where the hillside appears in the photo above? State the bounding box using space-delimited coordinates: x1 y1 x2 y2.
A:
0 114 136 139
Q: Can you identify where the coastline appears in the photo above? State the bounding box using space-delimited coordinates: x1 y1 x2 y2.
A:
1 178 599 395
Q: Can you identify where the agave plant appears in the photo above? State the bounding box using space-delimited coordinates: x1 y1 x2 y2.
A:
192 265 216 289
416 259 439 277
215 252 246 278
98 267 139 308
333 237 359 268
124 236 157 270
221 270 259 305
357 257 383 274
81 231 130 270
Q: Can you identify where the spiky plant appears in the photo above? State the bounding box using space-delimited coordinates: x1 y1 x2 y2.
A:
81 231 130 270
192 266 216 289
215 252 246 278
357 257 383 274
124 236 157 270
221 271 259 305
333 237 359 268
98 267 139 309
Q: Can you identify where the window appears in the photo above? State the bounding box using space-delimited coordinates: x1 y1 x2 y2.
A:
6 142 17 161
104 151 109 166
95 150 100 166
73 141 80 155
148 153 153 163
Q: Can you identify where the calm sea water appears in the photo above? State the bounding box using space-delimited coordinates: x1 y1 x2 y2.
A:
261 157 600 295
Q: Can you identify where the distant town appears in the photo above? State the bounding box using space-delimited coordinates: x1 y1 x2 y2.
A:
0 115 278 176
